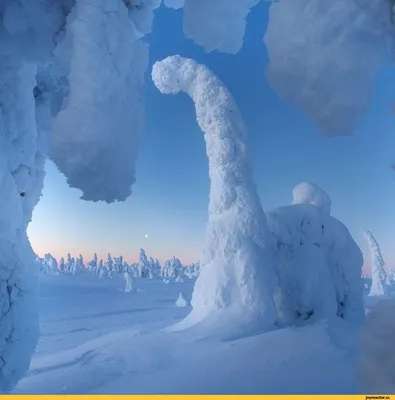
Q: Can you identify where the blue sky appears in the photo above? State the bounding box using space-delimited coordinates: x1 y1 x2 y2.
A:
28 3 395 268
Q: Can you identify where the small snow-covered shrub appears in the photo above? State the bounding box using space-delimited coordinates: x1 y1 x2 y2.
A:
175 292 189 308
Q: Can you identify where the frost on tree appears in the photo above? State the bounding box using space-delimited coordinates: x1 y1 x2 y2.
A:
163 0 259 54
264 0 392 135
152 55 277 331
364 230 389 297
267 182 365 326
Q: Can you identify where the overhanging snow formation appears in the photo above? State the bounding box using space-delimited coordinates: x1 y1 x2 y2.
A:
164 0 260 54
50 0 155 203
152 55 277 331
264 0 391 135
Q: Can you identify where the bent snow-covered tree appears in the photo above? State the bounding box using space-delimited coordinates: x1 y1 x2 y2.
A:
153 58 364 330
364 230 389 296
153 55 278 331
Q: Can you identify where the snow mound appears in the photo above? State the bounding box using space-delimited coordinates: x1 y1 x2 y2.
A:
179 0 259 54
175 293 189 308
267 198 364 326
358 299 395 393
264 0 391 135
292 182 331 214
153 55 277 333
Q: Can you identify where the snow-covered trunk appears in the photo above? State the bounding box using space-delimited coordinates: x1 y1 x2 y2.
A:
0 56 45 390
152 56 277 331
364 230 389 296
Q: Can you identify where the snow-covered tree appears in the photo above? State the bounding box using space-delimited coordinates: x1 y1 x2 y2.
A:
175 292 189 308
105 254 114 275
98 260 105 278
77 254 85 270
139 248 150 278
267 182 365 325
59 257 65 272
48 256 59 275
364 230 389 297
124 271 133 293
153 56 277 331
87 253 97 272
161 260 171 277
114 256 124 273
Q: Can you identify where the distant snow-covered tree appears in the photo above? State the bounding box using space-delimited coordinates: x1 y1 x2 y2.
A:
87 253 97 272
139 248 150 278
98 260 105 278
105 254 114 274
124 271 133 293
175 292 189 308
114 256 124 273
364 230 389 297
59 257 65 272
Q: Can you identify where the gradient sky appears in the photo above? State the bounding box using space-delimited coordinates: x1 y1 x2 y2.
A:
28 3 395 269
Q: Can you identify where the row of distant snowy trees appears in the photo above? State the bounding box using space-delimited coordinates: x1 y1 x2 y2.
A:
36 248 200 280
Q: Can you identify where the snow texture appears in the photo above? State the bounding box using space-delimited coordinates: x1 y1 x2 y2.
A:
267 186 365 326
364 231 388 297
50 0 149 203
178 0 259 54
358 299 395 393
152 55 277 333
292 182 331 214
264 0 392 135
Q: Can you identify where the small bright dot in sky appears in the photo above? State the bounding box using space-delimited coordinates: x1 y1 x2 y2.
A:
145 234 148 239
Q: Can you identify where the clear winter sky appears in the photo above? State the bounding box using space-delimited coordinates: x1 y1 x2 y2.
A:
28 3 395 270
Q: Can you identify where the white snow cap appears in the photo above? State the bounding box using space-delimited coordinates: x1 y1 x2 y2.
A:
292 182 331 214
264 0 391 135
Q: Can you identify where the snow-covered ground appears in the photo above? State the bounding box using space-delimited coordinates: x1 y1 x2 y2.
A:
13 272 376 394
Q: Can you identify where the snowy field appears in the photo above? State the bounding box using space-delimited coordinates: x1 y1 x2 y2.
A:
13 272 387 395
